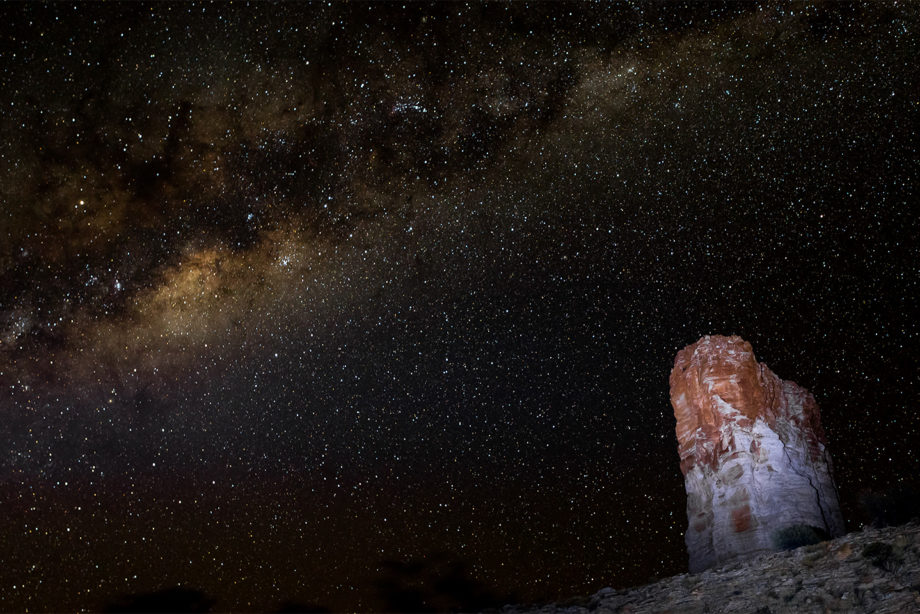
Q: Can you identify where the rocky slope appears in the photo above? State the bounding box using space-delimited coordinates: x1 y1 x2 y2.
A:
499 521 920 614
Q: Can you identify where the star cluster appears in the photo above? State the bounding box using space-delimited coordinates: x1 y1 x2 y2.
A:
1 3 917 611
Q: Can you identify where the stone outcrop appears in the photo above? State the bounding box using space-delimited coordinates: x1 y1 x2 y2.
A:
498 522 920 614
669 335 844 572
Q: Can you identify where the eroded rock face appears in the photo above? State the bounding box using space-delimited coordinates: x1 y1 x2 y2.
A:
670 335 844 572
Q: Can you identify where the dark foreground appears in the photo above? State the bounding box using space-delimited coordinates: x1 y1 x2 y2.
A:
498 522 920 614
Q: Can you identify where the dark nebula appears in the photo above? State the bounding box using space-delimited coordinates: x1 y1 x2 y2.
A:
1 2 917 611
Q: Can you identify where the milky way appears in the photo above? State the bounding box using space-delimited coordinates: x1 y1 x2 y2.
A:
1 3 917 611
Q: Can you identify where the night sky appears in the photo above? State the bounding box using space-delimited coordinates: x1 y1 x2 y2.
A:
1 2 917 611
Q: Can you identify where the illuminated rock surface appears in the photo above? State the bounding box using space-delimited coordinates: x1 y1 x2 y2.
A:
669 335 844 572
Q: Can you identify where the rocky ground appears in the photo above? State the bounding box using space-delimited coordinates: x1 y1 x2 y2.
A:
498 522 920 614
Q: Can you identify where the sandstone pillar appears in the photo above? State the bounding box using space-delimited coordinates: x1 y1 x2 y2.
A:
670 335 844 572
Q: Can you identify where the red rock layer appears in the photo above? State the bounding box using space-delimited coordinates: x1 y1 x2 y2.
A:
670 335 827 476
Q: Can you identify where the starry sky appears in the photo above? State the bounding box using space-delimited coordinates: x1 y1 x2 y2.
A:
0 2 917 611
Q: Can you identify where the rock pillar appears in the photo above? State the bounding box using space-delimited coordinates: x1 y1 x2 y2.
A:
670 335 844 572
